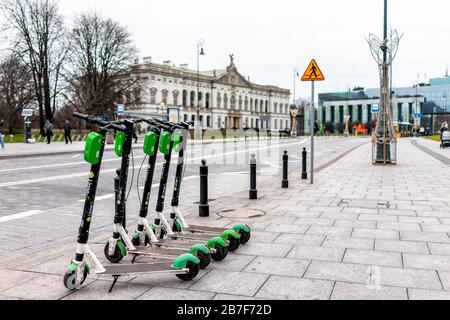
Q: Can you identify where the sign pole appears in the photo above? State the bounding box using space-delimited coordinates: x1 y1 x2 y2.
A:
310 81 315 184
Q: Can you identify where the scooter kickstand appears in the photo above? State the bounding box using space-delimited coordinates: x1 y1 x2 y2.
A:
132 256 137 264
109 275 120 293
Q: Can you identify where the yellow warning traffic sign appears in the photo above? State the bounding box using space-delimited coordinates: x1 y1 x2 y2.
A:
301 59 325 81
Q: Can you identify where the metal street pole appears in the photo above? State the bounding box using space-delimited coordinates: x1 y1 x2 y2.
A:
310 81 315 184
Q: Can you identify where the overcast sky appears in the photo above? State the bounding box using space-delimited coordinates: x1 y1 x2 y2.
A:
13 0 450 97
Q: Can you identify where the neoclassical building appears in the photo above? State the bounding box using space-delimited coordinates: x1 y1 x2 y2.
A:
130 56 291 130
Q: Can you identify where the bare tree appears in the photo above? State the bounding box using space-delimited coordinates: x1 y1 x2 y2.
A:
0 55 34 134
1 0 68 134
64 12 141 117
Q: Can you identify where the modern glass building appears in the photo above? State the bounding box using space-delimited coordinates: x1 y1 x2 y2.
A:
317 75 450 133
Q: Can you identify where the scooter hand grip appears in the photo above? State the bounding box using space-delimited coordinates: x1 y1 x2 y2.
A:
110 123 127 132
72 112 89 121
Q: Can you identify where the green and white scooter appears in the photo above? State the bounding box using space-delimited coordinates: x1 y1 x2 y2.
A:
149 120 240 260
63 113 200 292
103 118 212 269
167 121 251 250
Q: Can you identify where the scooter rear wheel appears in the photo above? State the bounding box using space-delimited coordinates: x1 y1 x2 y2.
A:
197 250 211 269
211 244 228 261
227 237 240 252
176 261 200 281
239 230 251 245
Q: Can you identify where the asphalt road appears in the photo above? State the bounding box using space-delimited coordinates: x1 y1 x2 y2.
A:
0 137 365 217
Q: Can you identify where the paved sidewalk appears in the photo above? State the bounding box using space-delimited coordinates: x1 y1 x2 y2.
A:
2 138 450 300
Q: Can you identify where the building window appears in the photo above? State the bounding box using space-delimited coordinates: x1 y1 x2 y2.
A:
330 106 335 123
245 97 249 111
218 116 222 128
254 99 258 112
408 102 413 123
265 101 268 113
348 105 353 122
162 90 168 105
191 115 196 123
206 115 211 127
150 88 157 104
190 91 195 107
230 95 236 109
250 99 253 111
256 119 259 129
367 105 372 123
322 107 326 123
260 100 263 113
224 94 228 109
217 93 221 108
184 114 188 122
357 105 363 123
173 91 179 106
205 93 210 109
182 90 188 107
274 103 278 113
251 118 254 128
397 103 403 122
274 119 278 129
238 95 243 110
198 92 203 107
339 106 344 124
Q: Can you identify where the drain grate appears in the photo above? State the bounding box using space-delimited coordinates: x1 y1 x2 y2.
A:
217 208 267 219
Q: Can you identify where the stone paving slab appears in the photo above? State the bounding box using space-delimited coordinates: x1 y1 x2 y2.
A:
330 282 408 300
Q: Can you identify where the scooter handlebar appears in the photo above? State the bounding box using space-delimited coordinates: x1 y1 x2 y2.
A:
72 112 126 132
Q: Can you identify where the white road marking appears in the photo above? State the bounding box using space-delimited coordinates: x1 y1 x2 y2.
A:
72 154 81 158
265 162 282 169
78 194 114 202
0 156 145 173
0 210 45 223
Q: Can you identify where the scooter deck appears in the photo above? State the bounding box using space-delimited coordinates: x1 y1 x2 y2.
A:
184 224 228 234
100 262 186 276
129 246 187 258
168 231 218 242
152 238 209 250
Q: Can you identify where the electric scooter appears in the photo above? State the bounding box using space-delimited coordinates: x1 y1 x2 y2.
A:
145 120 231 261
103 117 212 269
166 121 251 250
63 113 200 292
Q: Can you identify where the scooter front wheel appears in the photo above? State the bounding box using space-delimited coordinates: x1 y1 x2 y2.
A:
104 242 124 263
63 267 88 290
176 261 200 281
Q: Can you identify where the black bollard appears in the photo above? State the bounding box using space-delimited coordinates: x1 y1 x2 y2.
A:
249 154 258 200
199 159 210 217
282 151 289 188
302 148 308 180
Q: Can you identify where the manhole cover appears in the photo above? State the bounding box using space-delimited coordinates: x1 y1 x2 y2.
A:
217 208 267 219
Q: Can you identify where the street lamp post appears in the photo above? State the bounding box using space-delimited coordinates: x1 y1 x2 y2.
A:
196 40 205 140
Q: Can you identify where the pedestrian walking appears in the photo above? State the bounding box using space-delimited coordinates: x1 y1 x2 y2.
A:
0 120 5 150
132 126 138 144
63 120 73 144
44 120 54 144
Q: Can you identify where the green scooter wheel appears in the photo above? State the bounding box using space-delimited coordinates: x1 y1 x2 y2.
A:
176 261 200 281
239 229 251 245
197 250 211 269
211 244 228 262
104 242 124 263
227 237 240 252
